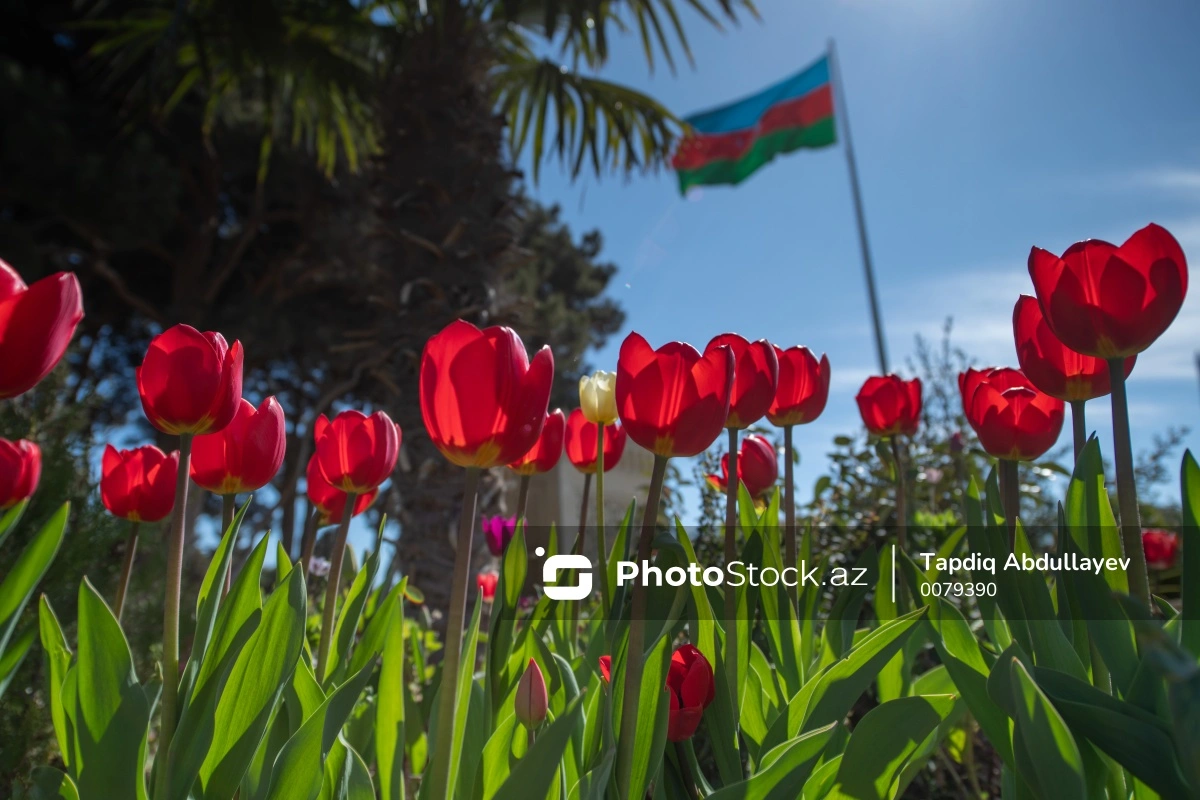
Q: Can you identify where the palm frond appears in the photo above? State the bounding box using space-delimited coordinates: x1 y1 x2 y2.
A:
492 50 681 181
85 1 383 177
486 0 758 72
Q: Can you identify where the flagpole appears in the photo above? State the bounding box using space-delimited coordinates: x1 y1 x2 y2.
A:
828 38 890 375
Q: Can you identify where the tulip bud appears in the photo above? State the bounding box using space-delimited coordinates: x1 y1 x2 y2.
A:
579 370 618 425
0 438 42 509
476 570 499 602
514 658 548 729
0 260 84 400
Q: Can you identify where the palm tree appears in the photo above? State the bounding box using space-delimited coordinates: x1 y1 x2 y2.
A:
88 0 757 179
78 0 757 611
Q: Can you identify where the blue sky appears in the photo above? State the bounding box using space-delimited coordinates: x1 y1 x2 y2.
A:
521 0 1200 514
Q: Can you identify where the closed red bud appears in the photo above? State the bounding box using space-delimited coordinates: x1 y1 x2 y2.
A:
508 408 566 475
314 410 401 494
476 570 499 601
856 375 922 437
706 434 778 500
616 332 733 458
959 368 1064 462
515 658 548 729
191 397 287 495
0 261 84 399
598 655 612 685
306 455 377 526
420 320 554 468
1028 223 1188 359
101 444 178 523
666 644 715 742
767 346 830 427
1013 295 1134 401
1142 529 1179 570
0 438 42 509
704 334 778 429
564 408 627 474
137 324 243 436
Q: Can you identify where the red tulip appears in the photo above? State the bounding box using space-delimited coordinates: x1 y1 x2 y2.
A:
767 346 830 427
564 408 627 474
137 324 244 436
666 644 715 742
476 570 499 601
314 410 401 494
1028 223 1188 359
856 375 922 437
615 333 733 458
0 438 42 509
0 260 84 399
101 444 178 523
598 655 612 685
1013 295 1135 401
508 408 565 475
1142 529 1179 570
420 320 555 468
306 455 377 526
190 397 287 495
514 658 548 729
706 434 778 500
704 334 778 429
959 368 1064 461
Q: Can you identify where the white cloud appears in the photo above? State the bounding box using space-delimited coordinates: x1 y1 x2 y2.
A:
1130 167 1200 193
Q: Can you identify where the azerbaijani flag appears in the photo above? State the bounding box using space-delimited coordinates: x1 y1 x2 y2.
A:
671 54 836 193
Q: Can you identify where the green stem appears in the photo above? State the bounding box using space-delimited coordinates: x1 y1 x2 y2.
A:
113 522 140 623
315 490 357 682
220 494 236 599
890 436 907 550
1108 358 1150 607
784 426 797 608
577 472 592 554
1070 399 1087 463
616 454 668 797
723 427 740 731
570 472 593 637
154 432 193 800
999 459 1020 547
674 740 701 799
595 422 609 613
299 509 319 579
428 467 481 797
515 474 531 523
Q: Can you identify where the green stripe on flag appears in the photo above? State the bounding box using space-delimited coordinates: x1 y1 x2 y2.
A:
677 117 836 193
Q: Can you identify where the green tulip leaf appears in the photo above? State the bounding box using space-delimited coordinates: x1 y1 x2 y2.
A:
324 543 382 687
263 659 376 800
197 567 307 799
1009 659 1086 800
708 722 836 800
0 625 34 700
38 596 74 769
1181 449 1200 657
375 592 407 800
72 577 150 800
827 695 957 800
0 498 28 548
491 697 584 800
1031 666 1191 798
0 503 68 660
28 767 79 800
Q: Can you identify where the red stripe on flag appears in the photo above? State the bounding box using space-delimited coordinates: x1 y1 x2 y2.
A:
672 84 833 171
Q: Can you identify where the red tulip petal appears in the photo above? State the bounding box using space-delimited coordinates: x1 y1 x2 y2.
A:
138 325 225 434
0 260 27 300
0 271 84 399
